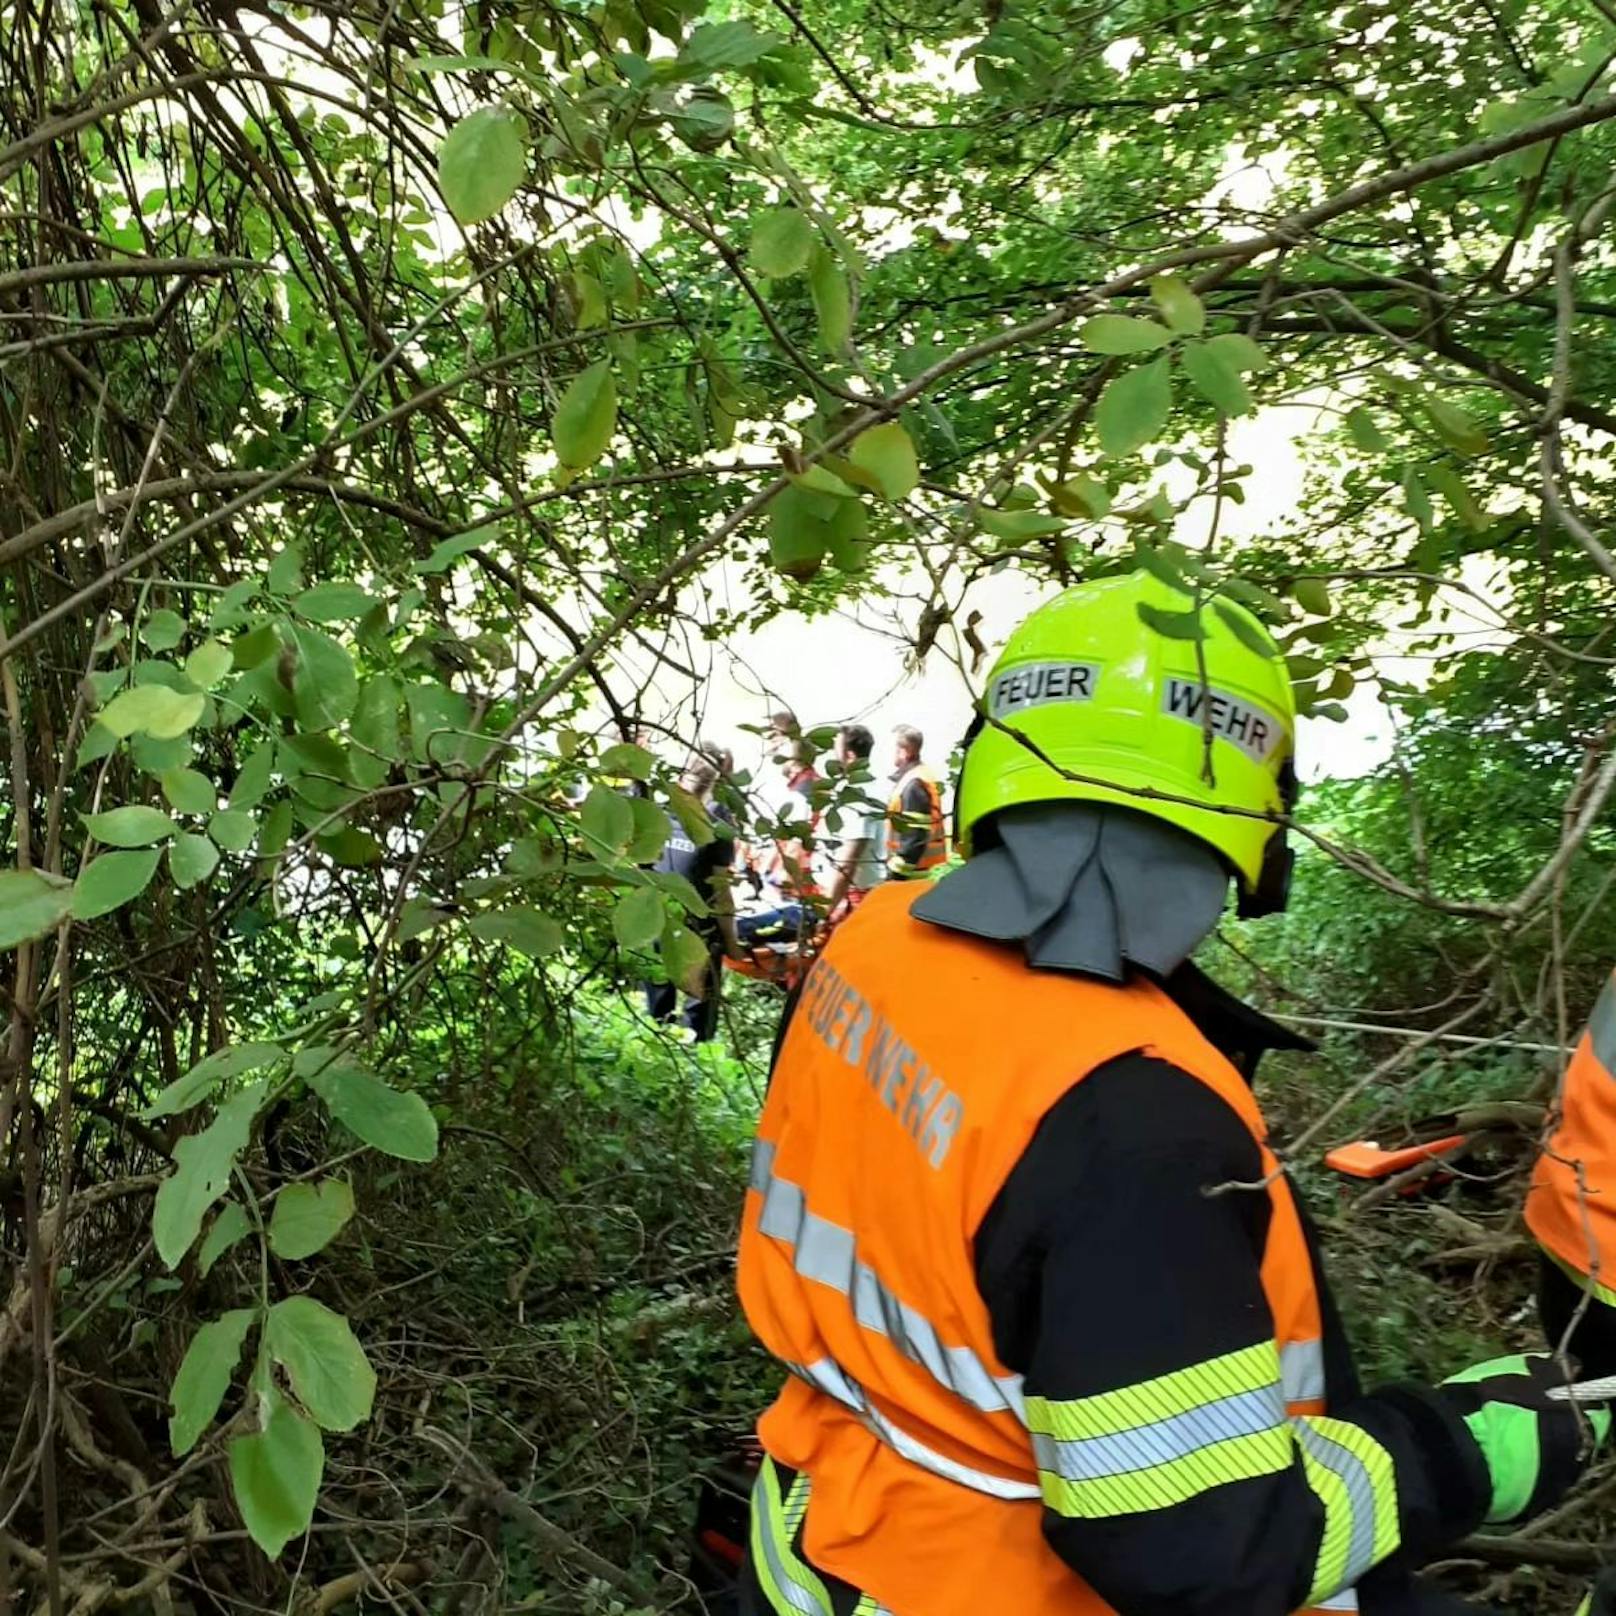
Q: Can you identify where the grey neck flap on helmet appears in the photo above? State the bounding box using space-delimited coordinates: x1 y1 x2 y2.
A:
910 801 1230 981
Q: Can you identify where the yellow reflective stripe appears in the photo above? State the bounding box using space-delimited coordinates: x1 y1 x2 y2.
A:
783 1471 811 1535
1296 1416 1400 1604
1025 1341 1283 1441
1039 1427 1293 1517
1546 1247 1616 1308
749 1461 833 1616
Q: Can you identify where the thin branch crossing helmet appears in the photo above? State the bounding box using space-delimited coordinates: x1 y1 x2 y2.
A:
956 571 1298 913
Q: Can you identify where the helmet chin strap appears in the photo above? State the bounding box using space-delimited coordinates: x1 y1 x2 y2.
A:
913 801 1231 981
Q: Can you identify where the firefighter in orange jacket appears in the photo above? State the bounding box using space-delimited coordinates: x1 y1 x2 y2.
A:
736 572 1605 1616
886 724 947 877
1527 968 1616 1377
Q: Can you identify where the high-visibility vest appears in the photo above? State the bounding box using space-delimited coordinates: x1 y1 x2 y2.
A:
884 766 947 871
738 882 1342 1616
1527 968 1616 1302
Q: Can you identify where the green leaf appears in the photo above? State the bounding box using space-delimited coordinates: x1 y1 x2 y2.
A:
977 506 1067 540
613 887 665 951
1425 461 1489 531
290 627 358 732
648 868 709 918
265 1296 375 1430
265 545 303 595
0 869 74 949
142 609 186 652
260 801 294 862
626 796 671 863
467 907 565 958
1135 600 1206 641
768 486 834 580
153 1082 266 1269
72 849 160 920
671 87 734 151
1294 577 1333 616
99 686 205 741
600 741 654 781
185 639 233 689
1096 356 1172 457
162 767 217 815
132 732 193 775
807 243 852 354
1203 332 1268 374
679 18 782 71
1403 466 1434 530
580 784 634 854
170 1309 256 1456
231 743 277 810
1078 314 1172 355
82 805 176 847
210 810 257 853
229 1396 324 1558
661 916 709 992
1150 275 1205 335
352 676 402 780
1345 406 1388 453
414 532 485 574
199 1203 252 1277
268 1181 355 1261
309 1063 438 1162
76 723 117 771
317 826 383 868
232 624 281 670
552 360 618 472
849 423 919 501
1182 339 1254 417
438 105 527 225
1424 396 1488 457
144 1041 284 1119
171 833 220 890
1050 474 1111 519
1213 600 1278 658
294 583 375 623
750 207 813 277
669 785 715 847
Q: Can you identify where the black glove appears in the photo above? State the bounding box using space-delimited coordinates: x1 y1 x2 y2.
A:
1439 1354 1608 1524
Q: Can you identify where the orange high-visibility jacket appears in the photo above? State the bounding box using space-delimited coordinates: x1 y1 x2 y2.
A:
884 766 947 872
737 882 1340 1616
1527 968 1616 1299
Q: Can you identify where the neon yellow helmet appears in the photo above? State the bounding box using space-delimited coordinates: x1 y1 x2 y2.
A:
956 571 1297 906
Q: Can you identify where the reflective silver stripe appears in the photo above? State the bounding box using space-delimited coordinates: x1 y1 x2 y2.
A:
1293 1421 1379 1590
1312 1591 1360 1611
1589 973 1616 1072
751 1141 1026 1420
750 1469 827 1616
1282 1338 1327 1405
792 1358 1042 1501
1030 1384 1287 1481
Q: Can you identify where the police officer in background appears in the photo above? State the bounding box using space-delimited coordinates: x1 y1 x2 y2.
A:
645 746 739 1041
735 572 1606 1616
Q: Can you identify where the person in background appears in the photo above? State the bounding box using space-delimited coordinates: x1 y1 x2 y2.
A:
1526 964 1616 1377
738 718 823 948
644 746 739 1041
886 723 948 878
815 723 886 922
